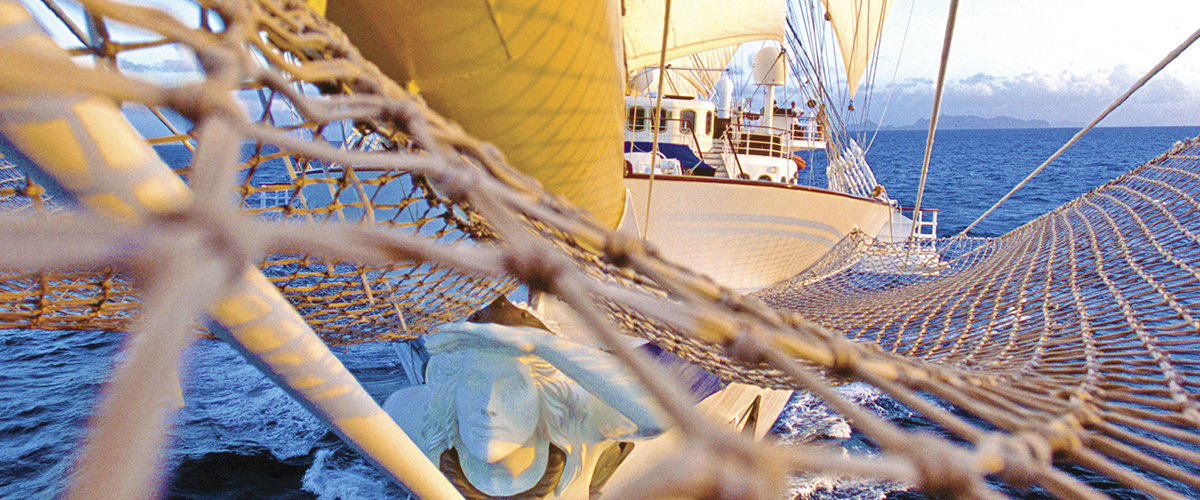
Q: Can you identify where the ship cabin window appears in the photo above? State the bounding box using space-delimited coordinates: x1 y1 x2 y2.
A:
680 110 696 134
627 106 648 132
705 111 714 135
656 108 669 132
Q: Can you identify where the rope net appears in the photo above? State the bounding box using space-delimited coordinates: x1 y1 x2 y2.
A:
0 2 517 342
0 0 1198 499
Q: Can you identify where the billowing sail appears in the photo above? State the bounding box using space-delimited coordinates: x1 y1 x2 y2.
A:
629 45 738 97
324 0 627 228
820 0 894 99
623 0 785 76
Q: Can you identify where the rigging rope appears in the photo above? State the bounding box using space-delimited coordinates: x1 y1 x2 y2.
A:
854 0 889 147
863 0 917 155
644 0 674 239
958 26 1200 237
910 0 959 241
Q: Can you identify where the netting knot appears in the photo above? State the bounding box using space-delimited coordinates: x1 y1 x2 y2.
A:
429 167 477 206
602 232 640 268
503 245 570 294
976 432 1050 490
1038 414 1085 452
726 325 770 366
149 205 259 287
781 312 806 327
20 178 43 199
828 336 858 377
1183 406 1200 427
165 74 242 123
907 435 981 499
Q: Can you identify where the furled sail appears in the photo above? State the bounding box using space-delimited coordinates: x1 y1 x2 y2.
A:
819 0 894 99
622 0 785 79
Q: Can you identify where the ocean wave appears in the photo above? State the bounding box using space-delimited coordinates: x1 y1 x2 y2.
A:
174 339 327 460
302 448 408 500
771 383 926 500
772 382 925 445
786 472 906 500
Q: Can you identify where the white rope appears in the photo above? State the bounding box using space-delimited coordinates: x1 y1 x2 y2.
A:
643 0 674 239
909 0 958 241
864 0 917 154
958 25 1200 237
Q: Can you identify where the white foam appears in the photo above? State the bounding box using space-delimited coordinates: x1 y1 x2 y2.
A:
824 419 852 439
786 473 905 500
302 448 410 500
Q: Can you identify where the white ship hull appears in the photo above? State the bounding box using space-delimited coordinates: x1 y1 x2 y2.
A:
622 174 894 291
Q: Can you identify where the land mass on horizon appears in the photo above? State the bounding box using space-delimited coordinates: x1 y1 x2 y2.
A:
902 115 1051 130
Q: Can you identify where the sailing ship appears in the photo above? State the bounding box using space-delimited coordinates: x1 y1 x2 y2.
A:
319 0 920 495
7 0 1200 499
325 0 931 291
617 0 933 290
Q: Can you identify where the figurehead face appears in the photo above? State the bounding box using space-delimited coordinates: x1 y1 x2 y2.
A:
421 317 642 497
453 349 541 463
423 316 583 483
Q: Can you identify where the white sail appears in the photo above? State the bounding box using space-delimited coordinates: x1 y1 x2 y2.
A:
632 45 739 97
820 0 894 99
623 0 785 75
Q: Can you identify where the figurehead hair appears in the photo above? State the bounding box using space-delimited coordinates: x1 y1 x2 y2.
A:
466 296 551 331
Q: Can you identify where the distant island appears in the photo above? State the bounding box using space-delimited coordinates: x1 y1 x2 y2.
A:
900 115 1051 130
849 115 1052 131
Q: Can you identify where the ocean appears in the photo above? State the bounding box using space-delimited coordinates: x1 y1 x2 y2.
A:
1 126 1198 500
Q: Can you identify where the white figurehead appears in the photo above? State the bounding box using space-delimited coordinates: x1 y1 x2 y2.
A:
384 303 669 499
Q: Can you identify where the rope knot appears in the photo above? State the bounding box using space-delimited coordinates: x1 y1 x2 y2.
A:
726 326 770 366
908 436 980 499
976 432 1050 490
504 246 569 294
602 232 639 268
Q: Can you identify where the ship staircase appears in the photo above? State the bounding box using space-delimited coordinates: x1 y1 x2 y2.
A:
703 134 744 178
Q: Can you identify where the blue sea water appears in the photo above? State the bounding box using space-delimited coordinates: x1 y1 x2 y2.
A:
1 126 1199 500
803 126 1200 238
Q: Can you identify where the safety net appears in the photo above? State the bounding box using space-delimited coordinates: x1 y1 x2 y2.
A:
0 0 1198 499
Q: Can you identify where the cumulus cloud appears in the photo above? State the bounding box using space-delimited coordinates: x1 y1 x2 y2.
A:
866 66 1200 127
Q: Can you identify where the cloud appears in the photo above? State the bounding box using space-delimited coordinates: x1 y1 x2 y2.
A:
866 66 1200 128
955 73 995 97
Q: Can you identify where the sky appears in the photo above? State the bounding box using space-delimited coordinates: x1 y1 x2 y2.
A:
856 0 1200 127
20 0 1200 128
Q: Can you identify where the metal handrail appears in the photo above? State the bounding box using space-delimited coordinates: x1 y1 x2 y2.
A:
686 126 704 162
721 130 746 178
723 119 823 141
626 113 821 144
727 127 788 159
896 206 939 240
